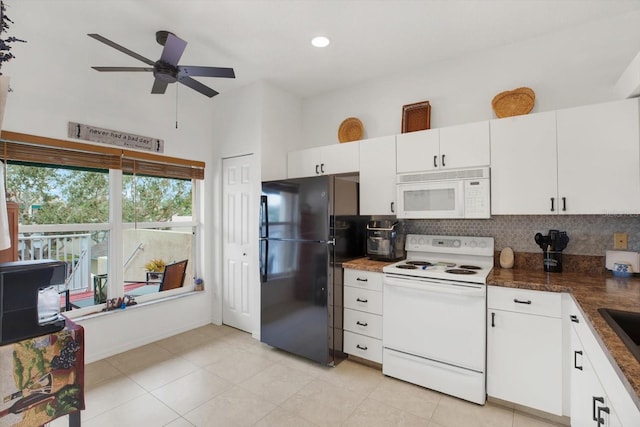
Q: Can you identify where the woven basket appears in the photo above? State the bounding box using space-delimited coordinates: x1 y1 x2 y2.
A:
338 117 363 143
491 87 535 118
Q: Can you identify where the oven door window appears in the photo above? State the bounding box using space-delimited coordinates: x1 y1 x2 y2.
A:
398 181 464 218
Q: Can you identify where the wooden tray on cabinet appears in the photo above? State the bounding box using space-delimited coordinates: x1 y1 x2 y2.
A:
402 101 431 133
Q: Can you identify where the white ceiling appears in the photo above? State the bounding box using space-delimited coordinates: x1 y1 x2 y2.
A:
10 0 640 100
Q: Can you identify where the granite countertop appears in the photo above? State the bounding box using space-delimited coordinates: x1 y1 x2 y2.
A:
489 268 640 402
342 257 394 273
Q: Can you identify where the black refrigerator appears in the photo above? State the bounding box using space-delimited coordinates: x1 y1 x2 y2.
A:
260 175 367 365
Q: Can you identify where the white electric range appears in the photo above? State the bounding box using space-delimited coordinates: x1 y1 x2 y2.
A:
382 234 494 405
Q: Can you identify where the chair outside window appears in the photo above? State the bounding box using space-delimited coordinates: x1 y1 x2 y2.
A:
159 259 188 291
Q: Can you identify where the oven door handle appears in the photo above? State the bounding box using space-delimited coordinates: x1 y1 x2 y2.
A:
384 276 485 297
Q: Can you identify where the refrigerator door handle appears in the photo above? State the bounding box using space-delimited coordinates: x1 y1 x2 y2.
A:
260 239 268 282
260 195 269 239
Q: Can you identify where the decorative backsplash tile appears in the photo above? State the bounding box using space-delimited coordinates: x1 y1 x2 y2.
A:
400 215 640 256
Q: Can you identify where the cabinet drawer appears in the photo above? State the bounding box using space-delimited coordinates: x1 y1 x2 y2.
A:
344 286 383 314
344 269 383 291
488 286 561 318
344 331 383 363
344 308 382 339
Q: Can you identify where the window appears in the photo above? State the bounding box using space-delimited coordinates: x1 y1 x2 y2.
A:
1 131 204 313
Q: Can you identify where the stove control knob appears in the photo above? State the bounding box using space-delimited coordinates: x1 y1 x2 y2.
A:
479 241 487 248
470 241 477 248
418 237 426 245
453 240 461 247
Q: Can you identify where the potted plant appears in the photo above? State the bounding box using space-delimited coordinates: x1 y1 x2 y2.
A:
144 258 166 279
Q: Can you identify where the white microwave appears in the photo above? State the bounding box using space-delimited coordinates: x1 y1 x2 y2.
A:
396 167 491 219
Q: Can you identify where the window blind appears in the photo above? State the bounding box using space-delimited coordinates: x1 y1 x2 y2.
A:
0 131 205 179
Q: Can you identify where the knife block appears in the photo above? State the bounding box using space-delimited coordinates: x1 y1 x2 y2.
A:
543 251 562 273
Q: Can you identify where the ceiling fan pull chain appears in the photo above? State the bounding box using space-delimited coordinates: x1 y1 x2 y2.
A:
175 83 179 129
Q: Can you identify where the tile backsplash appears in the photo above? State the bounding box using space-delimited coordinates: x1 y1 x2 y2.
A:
399 215 640 256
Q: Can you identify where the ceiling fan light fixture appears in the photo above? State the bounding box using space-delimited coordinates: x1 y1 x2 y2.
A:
311 36 330 48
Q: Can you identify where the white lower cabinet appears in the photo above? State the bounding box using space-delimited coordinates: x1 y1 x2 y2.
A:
568 300 638 426
487 286 563 415
343 269 383 363
571 327 622 427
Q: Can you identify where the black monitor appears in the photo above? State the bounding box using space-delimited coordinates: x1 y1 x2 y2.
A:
0 259 67 345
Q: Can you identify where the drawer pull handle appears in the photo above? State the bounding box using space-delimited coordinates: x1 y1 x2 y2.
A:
596 406 609 426
574 350 583 370
356 321 368 327
570 315 579 323
491 312 495 327
356 277 368 282
592 396 604 421
356 344 368 351
356 298 368 303
513 298 532 305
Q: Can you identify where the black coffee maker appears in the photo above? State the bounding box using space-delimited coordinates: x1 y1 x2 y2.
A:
0 259 67 345
535 230 569 273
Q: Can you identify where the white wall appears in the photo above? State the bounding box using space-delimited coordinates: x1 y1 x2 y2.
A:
3 1 220 362
209 81 301 337
300 10 640 148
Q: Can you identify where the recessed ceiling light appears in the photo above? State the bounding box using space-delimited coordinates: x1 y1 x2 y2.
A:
311 36 330 48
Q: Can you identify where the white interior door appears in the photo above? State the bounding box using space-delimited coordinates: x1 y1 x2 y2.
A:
222 154 255 332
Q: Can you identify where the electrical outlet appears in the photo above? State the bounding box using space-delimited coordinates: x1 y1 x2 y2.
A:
614 232 628 250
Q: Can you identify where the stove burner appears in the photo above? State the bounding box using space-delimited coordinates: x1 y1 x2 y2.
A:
459 265 482 270
406 261 433 266
396 264 418 269
445 269 478 275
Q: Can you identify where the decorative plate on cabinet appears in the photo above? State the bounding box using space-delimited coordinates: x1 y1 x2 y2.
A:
338 117 364 143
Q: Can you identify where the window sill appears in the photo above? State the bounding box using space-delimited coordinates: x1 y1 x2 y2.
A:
65 290 205 322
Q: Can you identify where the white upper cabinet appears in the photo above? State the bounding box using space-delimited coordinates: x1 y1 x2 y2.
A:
396 128 439 173
287 142 360 178
439 120 490 170
396 121 490 173
359 135 397 215
490 98 640 215
556 98 640 214
490 111 558 215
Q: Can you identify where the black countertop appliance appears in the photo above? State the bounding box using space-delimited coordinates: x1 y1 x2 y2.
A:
0 259 67 345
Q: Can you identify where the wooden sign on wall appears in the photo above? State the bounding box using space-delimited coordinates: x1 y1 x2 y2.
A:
67 122 164 153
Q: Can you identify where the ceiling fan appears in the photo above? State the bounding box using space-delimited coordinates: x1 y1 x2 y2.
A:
88 31 235 98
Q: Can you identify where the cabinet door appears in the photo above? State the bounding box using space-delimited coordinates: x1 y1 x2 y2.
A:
490 112 558 214
360 135 397 215
287 146 323 178
321 142 360 175
557 98 640 214
396 129 439 173
571 327 621 427
487 309 563 415
439 120 490 169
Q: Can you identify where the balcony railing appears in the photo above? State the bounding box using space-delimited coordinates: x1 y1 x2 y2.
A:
18 233 92 292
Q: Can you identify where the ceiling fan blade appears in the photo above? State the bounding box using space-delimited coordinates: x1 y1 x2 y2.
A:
151 79 169 94
178 66 235 79
92 67 154 72
159 33 187 67
178 76 219 98
88 34 155 66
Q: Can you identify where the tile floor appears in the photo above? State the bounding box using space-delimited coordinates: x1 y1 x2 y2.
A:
50 324 566 427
